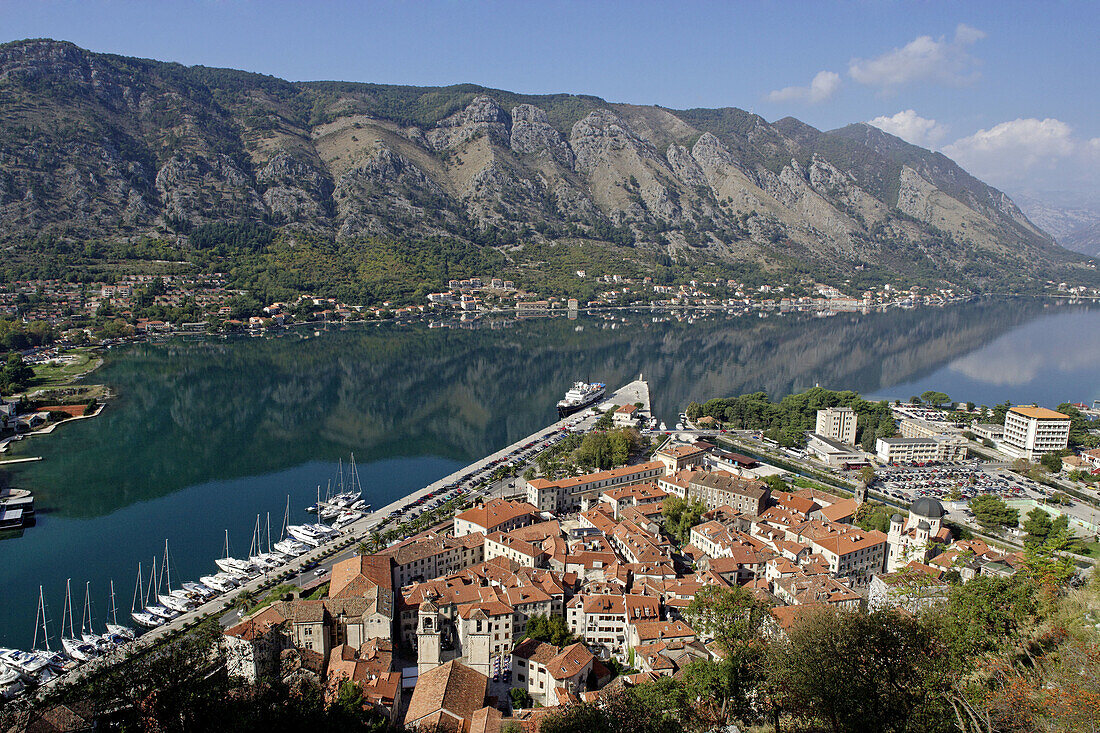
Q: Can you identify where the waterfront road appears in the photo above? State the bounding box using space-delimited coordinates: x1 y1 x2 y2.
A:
40 379 652 693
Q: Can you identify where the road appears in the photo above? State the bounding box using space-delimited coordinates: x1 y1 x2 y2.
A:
40 379 652 691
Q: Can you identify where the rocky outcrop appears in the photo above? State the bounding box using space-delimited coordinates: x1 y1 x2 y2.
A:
510 104 574 167
666 144 707 188
154 154 265 225
426 95 512 151
256 152 333 222
332 142 451 238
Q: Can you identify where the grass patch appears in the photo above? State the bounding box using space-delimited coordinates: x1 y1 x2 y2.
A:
29 348 101 389
233 582 299 614
304 582 329 600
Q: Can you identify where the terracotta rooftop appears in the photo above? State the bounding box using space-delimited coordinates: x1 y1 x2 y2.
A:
455 499 539 532
404 660 488 731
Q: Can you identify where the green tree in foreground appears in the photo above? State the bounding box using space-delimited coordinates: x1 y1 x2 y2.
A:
1040 452 1063 473
1023 507 1053 543
766 607 951 733
509 686 532 710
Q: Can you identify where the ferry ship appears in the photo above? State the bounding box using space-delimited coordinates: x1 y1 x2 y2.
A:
556 381 606 418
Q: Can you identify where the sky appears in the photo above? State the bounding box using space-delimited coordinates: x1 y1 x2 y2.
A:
1 0 1097 207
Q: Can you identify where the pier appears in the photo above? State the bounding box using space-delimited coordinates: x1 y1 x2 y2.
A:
36 378 653 691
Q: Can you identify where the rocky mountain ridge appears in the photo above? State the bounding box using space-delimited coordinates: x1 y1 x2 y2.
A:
0 38 1089 286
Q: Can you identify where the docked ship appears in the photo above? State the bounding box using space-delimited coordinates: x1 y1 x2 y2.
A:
556 381 606 418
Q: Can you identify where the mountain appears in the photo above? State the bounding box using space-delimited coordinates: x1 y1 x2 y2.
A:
1013 192 1100 258
0 38 1091 291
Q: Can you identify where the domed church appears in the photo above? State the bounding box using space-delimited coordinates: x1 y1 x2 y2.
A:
886 496 952 572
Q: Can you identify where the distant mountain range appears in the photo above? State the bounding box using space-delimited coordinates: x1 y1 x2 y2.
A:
1014 193 1100 258
0 38 1093 289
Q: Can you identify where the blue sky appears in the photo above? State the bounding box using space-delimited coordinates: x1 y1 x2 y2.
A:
2 0 1097 204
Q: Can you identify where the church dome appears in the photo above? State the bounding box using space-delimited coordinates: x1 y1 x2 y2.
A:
909 497 945 519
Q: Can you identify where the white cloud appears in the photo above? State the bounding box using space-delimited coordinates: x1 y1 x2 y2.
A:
942 118 1100 202
943 118 1080 182
867 110 948 148
766 70 841 104
849 23 985 90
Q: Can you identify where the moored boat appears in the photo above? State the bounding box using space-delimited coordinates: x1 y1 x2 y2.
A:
556 381 606 418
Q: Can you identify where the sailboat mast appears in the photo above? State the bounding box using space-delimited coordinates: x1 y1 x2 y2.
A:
134 563 143 612
266 512 272 554
147 559 157 605
282 495 290 540
164 539 172 592
110 579 119 625
82 581 92 633
64 578 75 639
34 585 49 651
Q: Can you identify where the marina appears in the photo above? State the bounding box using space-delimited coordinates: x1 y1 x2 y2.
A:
0 378 650 697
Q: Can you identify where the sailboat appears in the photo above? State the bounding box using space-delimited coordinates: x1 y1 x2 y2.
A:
157 541 196 613
60 579 98 662
248 514 284 571
79 581 114 653
143 556 179 621
274 495 309 556
130 563 164 628
0 587 64 683
105 580 135 641
215 529 257 577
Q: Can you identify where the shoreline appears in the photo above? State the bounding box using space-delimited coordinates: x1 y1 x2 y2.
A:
36 378 649 692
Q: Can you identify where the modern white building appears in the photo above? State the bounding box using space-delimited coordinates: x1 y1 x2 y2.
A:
876 436 967 464
1002 406 1071 460
806 432 866 467
900 418 946 439
815 407 857 445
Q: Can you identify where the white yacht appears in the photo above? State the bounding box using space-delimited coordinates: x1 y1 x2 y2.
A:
0 649 51 681
105 580 135 641
130 610 164 628
182 581 217 600
0 663 26 699
60 580 99 662
208 572 241 591
274 538 308 556
286 524 324 546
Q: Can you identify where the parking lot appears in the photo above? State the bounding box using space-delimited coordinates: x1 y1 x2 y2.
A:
876 463 1051 506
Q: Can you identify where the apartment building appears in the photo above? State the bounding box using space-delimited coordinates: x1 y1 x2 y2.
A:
875 435 968 464
815 407 857 445
1002 406 1071 460
525 461 664 513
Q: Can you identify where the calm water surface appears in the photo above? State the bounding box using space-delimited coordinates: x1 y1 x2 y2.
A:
1 299 1098 649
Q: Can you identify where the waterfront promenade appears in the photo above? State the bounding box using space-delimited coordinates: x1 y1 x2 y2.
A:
38 378 652 693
